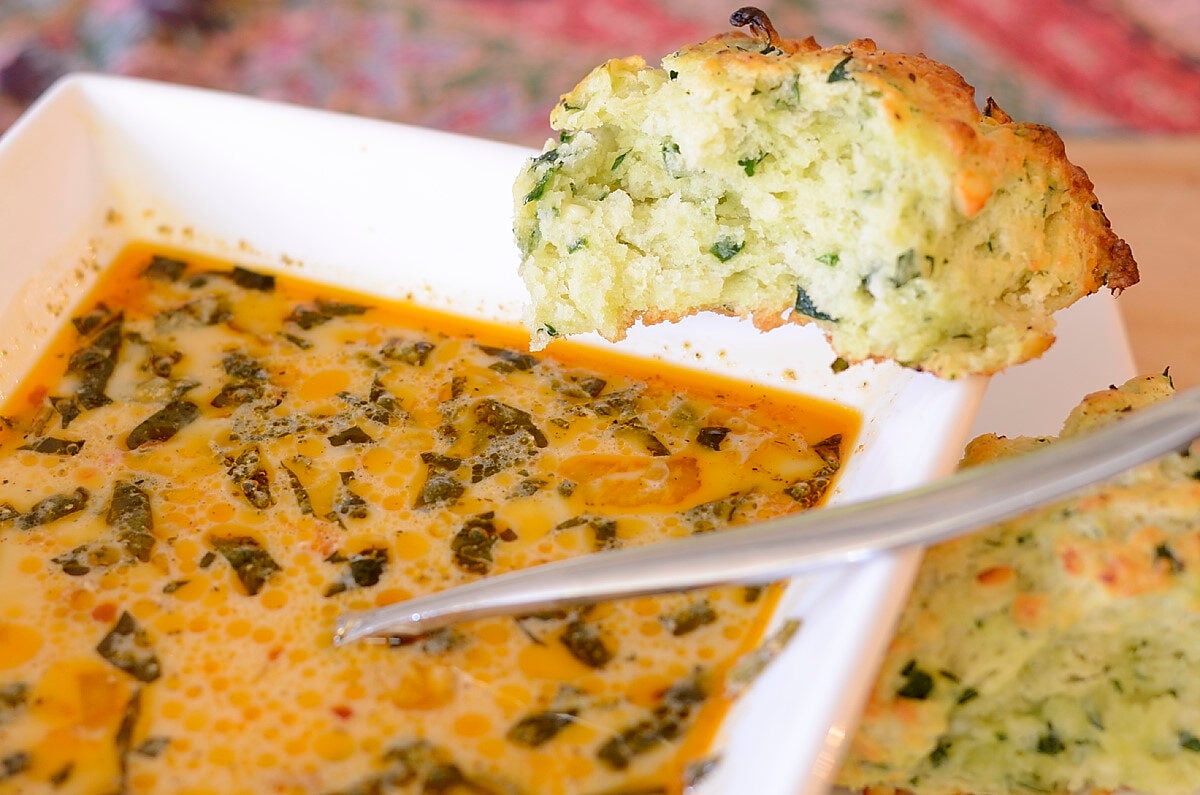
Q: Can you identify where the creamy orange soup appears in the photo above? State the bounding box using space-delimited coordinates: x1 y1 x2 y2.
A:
0 244 857 794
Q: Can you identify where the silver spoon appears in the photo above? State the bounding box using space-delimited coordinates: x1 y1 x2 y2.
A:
334 387 1200 645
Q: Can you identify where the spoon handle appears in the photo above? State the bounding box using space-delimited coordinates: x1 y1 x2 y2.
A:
335 387 1200 645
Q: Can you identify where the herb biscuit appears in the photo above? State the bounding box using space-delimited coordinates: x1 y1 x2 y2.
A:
513 8 1137 378
837 373 1200 795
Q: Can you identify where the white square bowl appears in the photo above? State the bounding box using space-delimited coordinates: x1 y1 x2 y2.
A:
0 73 1091 794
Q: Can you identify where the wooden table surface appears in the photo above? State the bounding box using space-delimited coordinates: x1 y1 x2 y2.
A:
1065 137 1200 390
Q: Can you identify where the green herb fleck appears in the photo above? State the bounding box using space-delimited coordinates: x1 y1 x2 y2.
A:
473 398 549 449
69 312 123 410
71 303 117 336
814 434 843 469
96 612 161 682
683 495 745 533
229 266 275 292
784 475 831 508
415 453 465 508
135 737 170 758
782 436 841 508
897 660 934 700
507 709 578 747
18 487 89 530
281 464 313 516
478 345 538 373
553 374 606 399
614 417 670 456
661 140 682 173
1156 543 1185 573
381 337 435 366
51 543 120 576
49 763 72 786
893 248 922 286
559 620 613 669
709 238 743 262
210 353 268 408
598 720 662 771
144 345 182 378
0 682 28 728
50 396 81 429
115 688 141 786
328 426 375 447
286 299 370 330
726 619 800 696
662 601 717 636
737 154 766 176
19 437 84 456
125 400 199 450
0 751 29 782
929 736 952 767
555 514 618 551
509 477 547 498
685 757 719 789
324 548 389 597
827 55 853 83
794 286 835 322
227 446 272 509
210 380 263 408
1036 726 1065 755
611 150 630 171
597 672 706 769
208 536 281 595
816 252 840 266
326 472 369 524
1181 730 1200 752
107 480 154 562
155 295 230 328
142 255 187 281
523 155 560 203
280 332 312 350
695 426 730 451
451 512 508 575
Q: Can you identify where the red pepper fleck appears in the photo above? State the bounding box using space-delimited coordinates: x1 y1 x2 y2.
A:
26 385 48 406
975 565 1014 586
1059 546 1084 575
332 704 353 719
268 646 283 661
91 602 118 622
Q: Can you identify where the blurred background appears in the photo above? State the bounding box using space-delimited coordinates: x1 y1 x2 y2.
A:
2 0 1199 145
1 0 1197 386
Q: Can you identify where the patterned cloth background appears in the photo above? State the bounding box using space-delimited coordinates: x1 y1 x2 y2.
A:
1 0 1199 147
